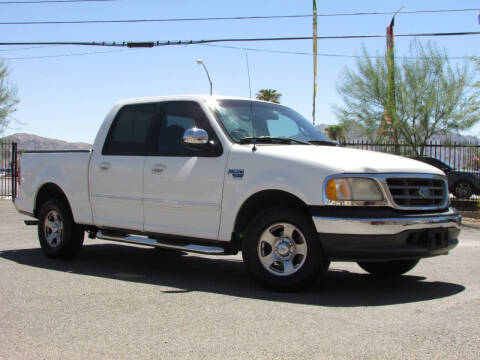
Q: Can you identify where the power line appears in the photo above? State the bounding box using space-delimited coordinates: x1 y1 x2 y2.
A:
316 8 480 16
0 0 118 5
0 45 59 52
1 33 476 60
198 43 473 60
2 42 473 61
0 8 478 24
1 31 480 47
200 43 315 56
0 48 126 60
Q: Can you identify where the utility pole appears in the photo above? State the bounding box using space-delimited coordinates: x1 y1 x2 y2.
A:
312 0 318 126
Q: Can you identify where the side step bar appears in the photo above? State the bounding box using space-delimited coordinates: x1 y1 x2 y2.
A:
96 231 227 255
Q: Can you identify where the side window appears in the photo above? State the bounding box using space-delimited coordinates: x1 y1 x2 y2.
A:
103 104 156 156
156 101 220 156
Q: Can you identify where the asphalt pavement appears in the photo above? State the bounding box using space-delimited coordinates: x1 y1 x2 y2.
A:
1 200 479 359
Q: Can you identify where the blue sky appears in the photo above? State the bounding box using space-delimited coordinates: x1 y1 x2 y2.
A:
1 0 480 143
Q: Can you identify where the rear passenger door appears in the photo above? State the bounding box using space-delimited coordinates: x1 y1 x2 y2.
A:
90 103 157 231
143 101 228 240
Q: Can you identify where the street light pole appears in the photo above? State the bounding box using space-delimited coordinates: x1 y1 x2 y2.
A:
196 59 213 95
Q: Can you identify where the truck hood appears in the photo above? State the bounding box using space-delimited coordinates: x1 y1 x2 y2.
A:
249 144 445 175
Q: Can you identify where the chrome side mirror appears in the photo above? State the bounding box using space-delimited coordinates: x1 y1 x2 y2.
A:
183 127 209 146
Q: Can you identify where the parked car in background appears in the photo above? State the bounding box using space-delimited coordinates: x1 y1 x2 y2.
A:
412 156 480 199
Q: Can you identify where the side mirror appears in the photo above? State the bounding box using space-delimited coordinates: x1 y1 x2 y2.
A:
183 127 209 147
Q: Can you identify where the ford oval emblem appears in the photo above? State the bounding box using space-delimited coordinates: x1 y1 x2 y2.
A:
418 187 431 198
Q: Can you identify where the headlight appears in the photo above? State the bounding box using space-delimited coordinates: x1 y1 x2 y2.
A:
325 177 383 201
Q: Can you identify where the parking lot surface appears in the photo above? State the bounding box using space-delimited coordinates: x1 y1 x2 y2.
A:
1 200 479 359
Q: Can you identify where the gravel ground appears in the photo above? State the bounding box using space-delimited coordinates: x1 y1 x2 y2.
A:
1 200 479 359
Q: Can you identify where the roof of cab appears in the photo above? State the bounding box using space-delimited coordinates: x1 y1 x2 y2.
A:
113 94 278 107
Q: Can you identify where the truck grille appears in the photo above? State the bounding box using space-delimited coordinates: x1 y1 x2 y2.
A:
386 177 446 208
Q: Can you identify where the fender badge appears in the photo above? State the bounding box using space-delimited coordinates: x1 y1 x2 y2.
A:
228 169 245 179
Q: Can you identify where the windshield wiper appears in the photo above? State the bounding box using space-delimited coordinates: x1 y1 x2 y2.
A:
308 140 338 146
238 136 311 145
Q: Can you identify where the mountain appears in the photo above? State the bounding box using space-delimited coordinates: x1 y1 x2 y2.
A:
316 124 480 144
430 133 480 144
2 133 92 151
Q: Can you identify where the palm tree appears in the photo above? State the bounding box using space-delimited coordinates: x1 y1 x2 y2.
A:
325 125 346 142
255 89 282 104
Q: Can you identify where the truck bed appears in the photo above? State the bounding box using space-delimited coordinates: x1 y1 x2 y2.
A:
14 150 93 225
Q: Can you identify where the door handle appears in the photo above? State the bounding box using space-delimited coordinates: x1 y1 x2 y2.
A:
99 162 111 170
152 164 166 174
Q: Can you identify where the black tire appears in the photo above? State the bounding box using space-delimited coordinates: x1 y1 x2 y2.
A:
37 199 84 259
453 181 473 199
242 207 329 291
357 259 420 277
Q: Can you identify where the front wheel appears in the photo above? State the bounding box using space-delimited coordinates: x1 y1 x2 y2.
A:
357 259 419 277
38 199 84 259
242 207 329 291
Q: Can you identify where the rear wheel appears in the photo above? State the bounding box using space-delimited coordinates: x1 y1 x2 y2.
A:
242 207 329 291
357 259 419 277
38 199 84 259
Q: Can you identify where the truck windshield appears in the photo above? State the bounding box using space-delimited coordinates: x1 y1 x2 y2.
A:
213 99 335 145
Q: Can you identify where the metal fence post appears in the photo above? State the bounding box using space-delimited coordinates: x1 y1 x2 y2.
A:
11 142 17 202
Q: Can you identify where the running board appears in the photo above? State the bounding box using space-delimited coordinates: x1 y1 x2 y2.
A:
96 231 227 255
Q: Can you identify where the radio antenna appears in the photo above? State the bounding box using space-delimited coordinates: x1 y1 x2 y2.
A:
245 52 257 152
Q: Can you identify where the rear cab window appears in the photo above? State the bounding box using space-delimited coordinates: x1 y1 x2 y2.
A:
102 103 157 156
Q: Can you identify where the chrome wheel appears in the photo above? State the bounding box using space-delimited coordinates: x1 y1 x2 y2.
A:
43 210 64 248
257 222 307 276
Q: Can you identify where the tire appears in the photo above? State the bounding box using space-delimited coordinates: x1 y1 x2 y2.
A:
37 199 84 259
357 259 420 277
242 207 329 291
453 181 473 199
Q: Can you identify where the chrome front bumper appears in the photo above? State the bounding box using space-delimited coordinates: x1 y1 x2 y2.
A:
312 207 461 235
311 207 461 261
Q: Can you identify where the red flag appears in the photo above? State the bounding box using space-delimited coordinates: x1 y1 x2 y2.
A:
386 17 394 49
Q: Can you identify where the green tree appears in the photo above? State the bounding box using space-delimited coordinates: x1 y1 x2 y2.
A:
0 61 19 136
256 89 282 104
334 42 480 156
473 57 480 88
325 124 346 142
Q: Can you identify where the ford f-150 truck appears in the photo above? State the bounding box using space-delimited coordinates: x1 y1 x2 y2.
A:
14 95 461 290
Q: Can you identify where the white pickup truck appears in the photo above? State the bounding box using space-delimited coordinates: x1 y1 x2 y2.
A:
14 95 461 290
